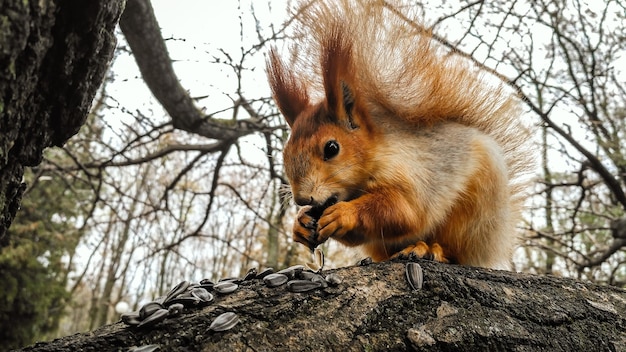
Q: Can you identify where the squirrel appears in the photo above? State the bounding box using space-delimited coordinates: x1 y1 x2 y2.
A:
266 0 534 270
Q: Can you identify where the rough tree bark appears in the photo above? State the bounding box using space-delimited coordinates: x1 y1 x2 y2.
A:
0 0 125 246
18 260 626 351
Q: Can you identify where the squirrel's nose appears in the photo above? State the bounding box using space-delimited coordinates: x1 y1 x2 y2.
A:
294 195 338 208
294 196 314 207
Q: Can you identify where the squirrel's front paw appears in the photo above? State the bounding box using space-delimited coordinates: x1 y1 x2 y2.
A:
317 201 358 242
391 242 449 263
292 206 322 250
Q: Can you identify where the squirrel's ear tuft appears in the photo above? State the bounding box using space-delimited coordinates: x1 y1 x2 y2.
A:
267 48 309 127
322 26 361 130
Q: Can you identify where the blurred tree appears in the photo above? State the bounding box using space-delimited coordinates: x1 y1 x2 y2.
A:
0 240 67 350
0 146 95 349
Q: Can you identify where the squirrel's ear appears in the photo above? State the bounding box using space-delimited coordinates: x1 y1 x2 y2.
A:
341 81 356 128
267 48 309 127
322 27 360 129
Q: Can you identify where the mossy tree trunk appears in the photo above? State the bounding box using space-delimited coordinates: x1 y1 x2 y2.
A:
0 0 125 246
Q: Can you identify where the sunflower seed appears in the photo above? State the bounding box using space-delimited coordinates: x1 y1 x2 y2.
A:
325 273 342 286
209 312 240 332
305 262 319 272
190 287 213 302
139 301 164 320
214 281 239 294
164 280 190 304
298 271 318 280
167 303 184 316
200 278 215 285
128 344 161 352
121 311 141 326
256 267 274 279
277 265 305 279
263 273 289 287
137 308 168 328
305 206 325 221
406 262 424 290
219 277 241 284
242 267 257 281
305 247 325 272
310 274 328 288
287 279 322 293
165 296 201 307
314 247 324 269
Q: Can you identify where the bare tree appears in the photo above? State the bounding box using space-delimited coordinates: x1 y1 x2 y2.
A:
406 0 626 285
509 0 625 284
42 0 304 335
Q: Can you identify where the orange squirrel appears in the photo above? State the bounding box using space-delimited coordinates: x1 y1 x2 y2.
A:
267 0 534 269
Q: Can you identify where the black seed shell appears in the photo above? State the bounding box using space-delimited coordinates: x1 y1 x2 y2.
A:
167 303 184 316
325 273 342 286
406 262 424 290
121 311 141 326
287 279 322 293
139 302 164 320
164 280 190 304
209 312 240 332
263 273 289 287
256 267 275 279
214 281 239 294
137 308 168 328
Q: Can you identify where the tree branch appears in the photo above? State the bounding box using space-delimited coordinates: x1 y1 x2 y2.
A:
17 261 626 351
119 0 263 141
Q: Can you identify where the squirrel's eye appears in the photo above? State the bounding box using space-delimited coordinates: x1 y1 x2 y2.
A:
323 140 340 160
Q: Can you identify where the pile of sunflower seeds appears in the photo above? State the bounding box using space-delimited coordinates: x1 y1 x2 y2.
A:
121 249 424 333
123 258 423 351
120 248 336 330
120 279 217 329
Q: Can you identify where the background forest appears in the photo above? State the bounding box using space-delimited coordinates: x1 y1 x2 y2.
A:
1 0 625 349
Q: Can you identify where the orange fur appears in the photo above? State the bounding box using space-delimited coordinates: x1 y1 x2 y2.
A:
267 0 534 269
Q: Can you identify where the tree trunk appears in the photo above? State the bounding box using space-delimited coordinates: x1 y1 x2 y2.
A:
0 0 125 246
18 260 626 351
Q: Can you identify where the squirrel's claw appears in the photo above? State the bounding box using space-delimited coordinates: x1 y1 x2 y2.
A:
317 201 358 241
293 201 359 251
293 205 324 250
391 242 449 263
292 220 321 250
293 227 320 251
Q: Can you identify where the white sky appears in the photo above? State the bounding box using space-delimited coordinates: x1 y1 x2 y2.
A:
104 0 287 163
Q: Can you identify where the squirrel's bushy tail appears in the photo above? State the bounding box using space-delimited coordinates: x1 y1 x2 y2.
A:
283 0 534 206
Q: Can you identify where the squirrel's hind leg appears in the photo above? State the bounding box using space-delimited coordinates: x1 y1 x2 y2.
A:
390 242 450 263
